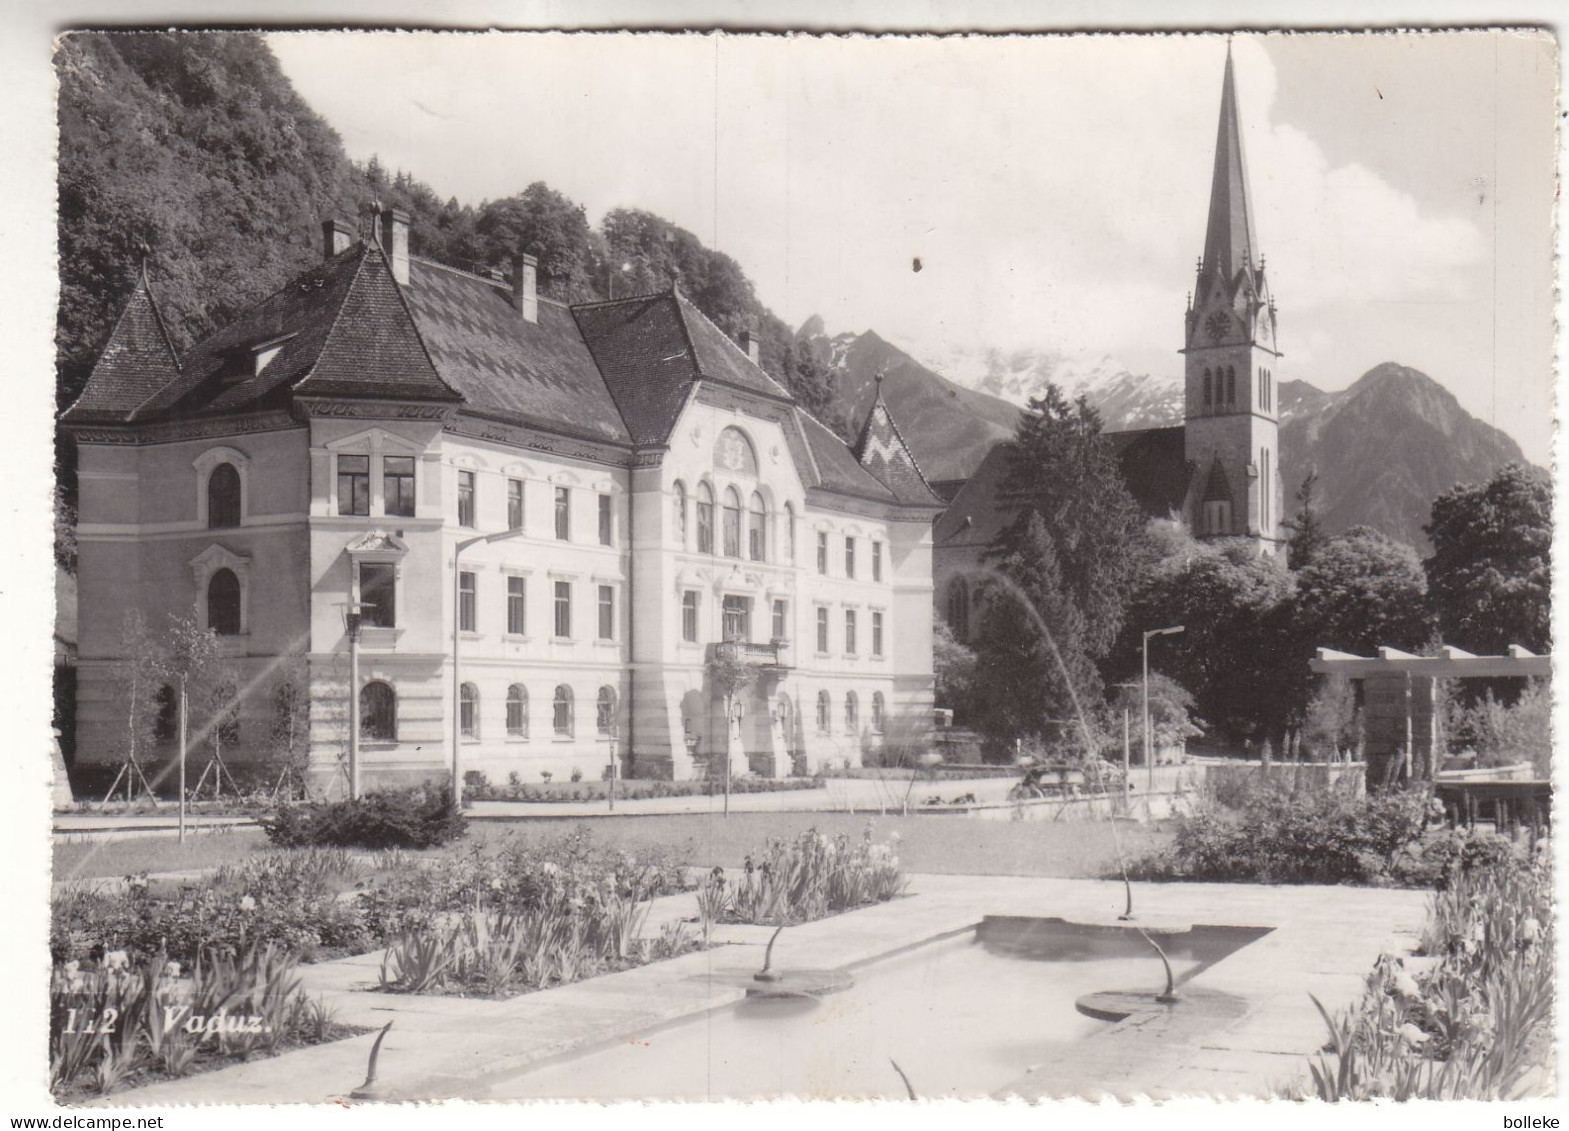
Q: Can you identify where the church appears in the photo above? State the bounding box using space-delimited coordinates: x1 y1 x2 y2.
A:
935 48 1286 642
62 213 944 793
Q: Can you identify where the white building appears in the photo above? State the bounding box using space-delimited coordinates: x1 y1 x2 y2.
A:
62 211 944 791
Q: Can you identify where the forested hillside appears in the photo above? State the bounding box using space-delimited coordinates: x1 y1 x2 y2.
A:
55 32 843 431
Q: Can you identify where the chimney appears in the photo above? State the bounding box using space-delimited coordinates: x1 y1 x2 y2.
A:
377 208 410 286
739 327 760 365
512 251 539 324
321 218 353 260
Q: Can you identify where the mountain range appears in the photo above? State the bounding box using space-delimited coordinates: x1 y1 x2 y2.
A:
797 320 1526 550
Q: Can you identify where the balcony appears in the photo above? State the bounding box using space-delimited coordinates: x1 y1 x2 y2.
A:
715 638 793 672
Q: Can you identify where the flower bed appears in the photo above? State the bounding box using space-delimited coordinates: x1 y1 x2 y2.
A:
462 771 824 803
49 942 359 1101
1289 835 1551 1100
697 827 907 931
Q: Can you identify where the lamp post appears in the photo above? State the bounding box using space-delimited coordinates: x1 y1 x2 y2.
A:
453 527 528 804
1142 626 1185 793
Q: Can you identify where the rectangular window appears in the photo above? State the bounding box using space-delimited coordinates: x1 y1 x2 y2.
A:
554 486 570 541
681 590 698 643
507 478 523 530
816 532 828 575
845 609 857 655
816 606 829 654
598 585 615 640
772 599 787 642
722 595 751 643
697 495 714 554
359 562 395 628
553 580 571 638
506 576 526 635
598 493 613 546
872 541 883 582
457 470 475 528
872 611 884 657
459 571 476 633
337 455 369 517
844 537 856 579
383 456 416 517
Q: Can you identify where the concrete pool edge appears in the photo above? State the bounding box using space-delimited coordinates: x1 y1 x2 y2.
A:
91 874 1431 1105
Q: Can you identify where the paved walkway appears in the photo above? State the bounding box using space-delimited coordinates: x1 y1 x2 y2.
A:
93 872 1430 1105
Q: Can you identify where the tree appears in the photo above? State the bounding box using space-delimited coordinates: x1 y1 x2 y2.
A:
968 513 1103 756
1285 470 1328 569
1108 673 1204 758
990 385 1144 660
1291 526 1433 658
1424 462 1551 655
105 609 163 803
474 183 600 301
932 619 976 716
1299 675 1361 761
1113 529 1294 745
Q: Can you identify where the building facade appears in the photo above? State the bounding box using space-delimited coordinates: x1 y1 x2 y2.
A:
63 215 944 792
934 48 1285 645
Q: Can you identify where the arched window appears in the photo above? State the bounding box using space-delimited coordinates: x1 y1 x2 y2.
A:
506 684 528 738
783 502 796 563
722 487 742 558
1226 366 1236 405
460 682 479 738
947 577 970 640
872 692 886 733
154 684 178 742
844 692 859 732
360 681 396 742
748 492 767 562
553 685 574 737
207 463 241 529
816 690 831 734
672 481 688 548
596 686 617 735
696 483 715 554
207 568 241 635
1202 369 1212 407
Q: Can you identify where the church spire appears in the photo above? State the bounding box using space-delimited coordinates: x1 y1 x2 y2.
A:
1201 43 1257 285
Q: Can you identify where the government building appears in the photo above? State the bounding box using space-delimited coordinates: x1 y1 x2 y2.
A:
935 48 1287 643
63 216 944 792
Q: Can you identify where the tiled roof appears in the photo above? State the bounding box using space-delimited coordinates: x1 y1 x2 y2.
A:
61 279 181 423
404 259 626 443
572 293 700 447
933 441 1015 550
133 244 455 421
67 237 935 517
673 291 791 400
852 388 944 506
1107 425 1191 516
798 410 900 503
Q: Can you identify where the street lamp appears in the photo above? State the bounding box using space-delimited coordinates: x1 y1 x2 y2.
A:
453 527 528 804
1142 625 1185 793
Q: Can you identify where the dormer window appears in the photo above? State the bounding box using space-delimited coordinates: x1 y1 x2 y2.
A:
250 332 295 376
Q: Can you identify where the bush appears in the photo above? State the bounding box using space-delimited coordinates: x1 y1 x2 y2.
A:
260 785 466 850
1132 777 1431 886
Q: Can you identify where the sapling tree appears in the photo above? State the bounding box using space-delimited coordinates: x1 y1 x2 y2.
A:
160 613 220 839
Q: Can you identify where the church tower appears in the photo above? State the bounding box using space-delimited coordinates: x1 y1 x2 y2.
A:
1182 45 1284 555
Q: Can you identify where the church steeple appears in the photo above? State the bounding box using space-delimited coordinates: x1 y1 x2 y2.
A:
1181 42 1284 558
1201 44 1257 289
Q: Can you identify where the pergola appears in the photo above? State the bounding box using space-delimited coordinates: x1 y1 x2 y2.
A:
1309 645 1550 786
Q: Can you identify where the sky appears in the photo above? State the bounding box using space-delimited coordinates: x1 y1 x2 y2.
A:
266 31 1555 463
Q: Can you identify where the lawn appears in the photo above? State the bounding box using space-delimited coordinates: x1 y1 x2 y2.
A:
53 812 1171 881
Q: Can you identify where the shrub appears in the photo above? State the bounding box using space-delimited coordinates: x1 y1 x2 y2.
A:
261 785 466 850
1132 777 1431 886
708 826 906 925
